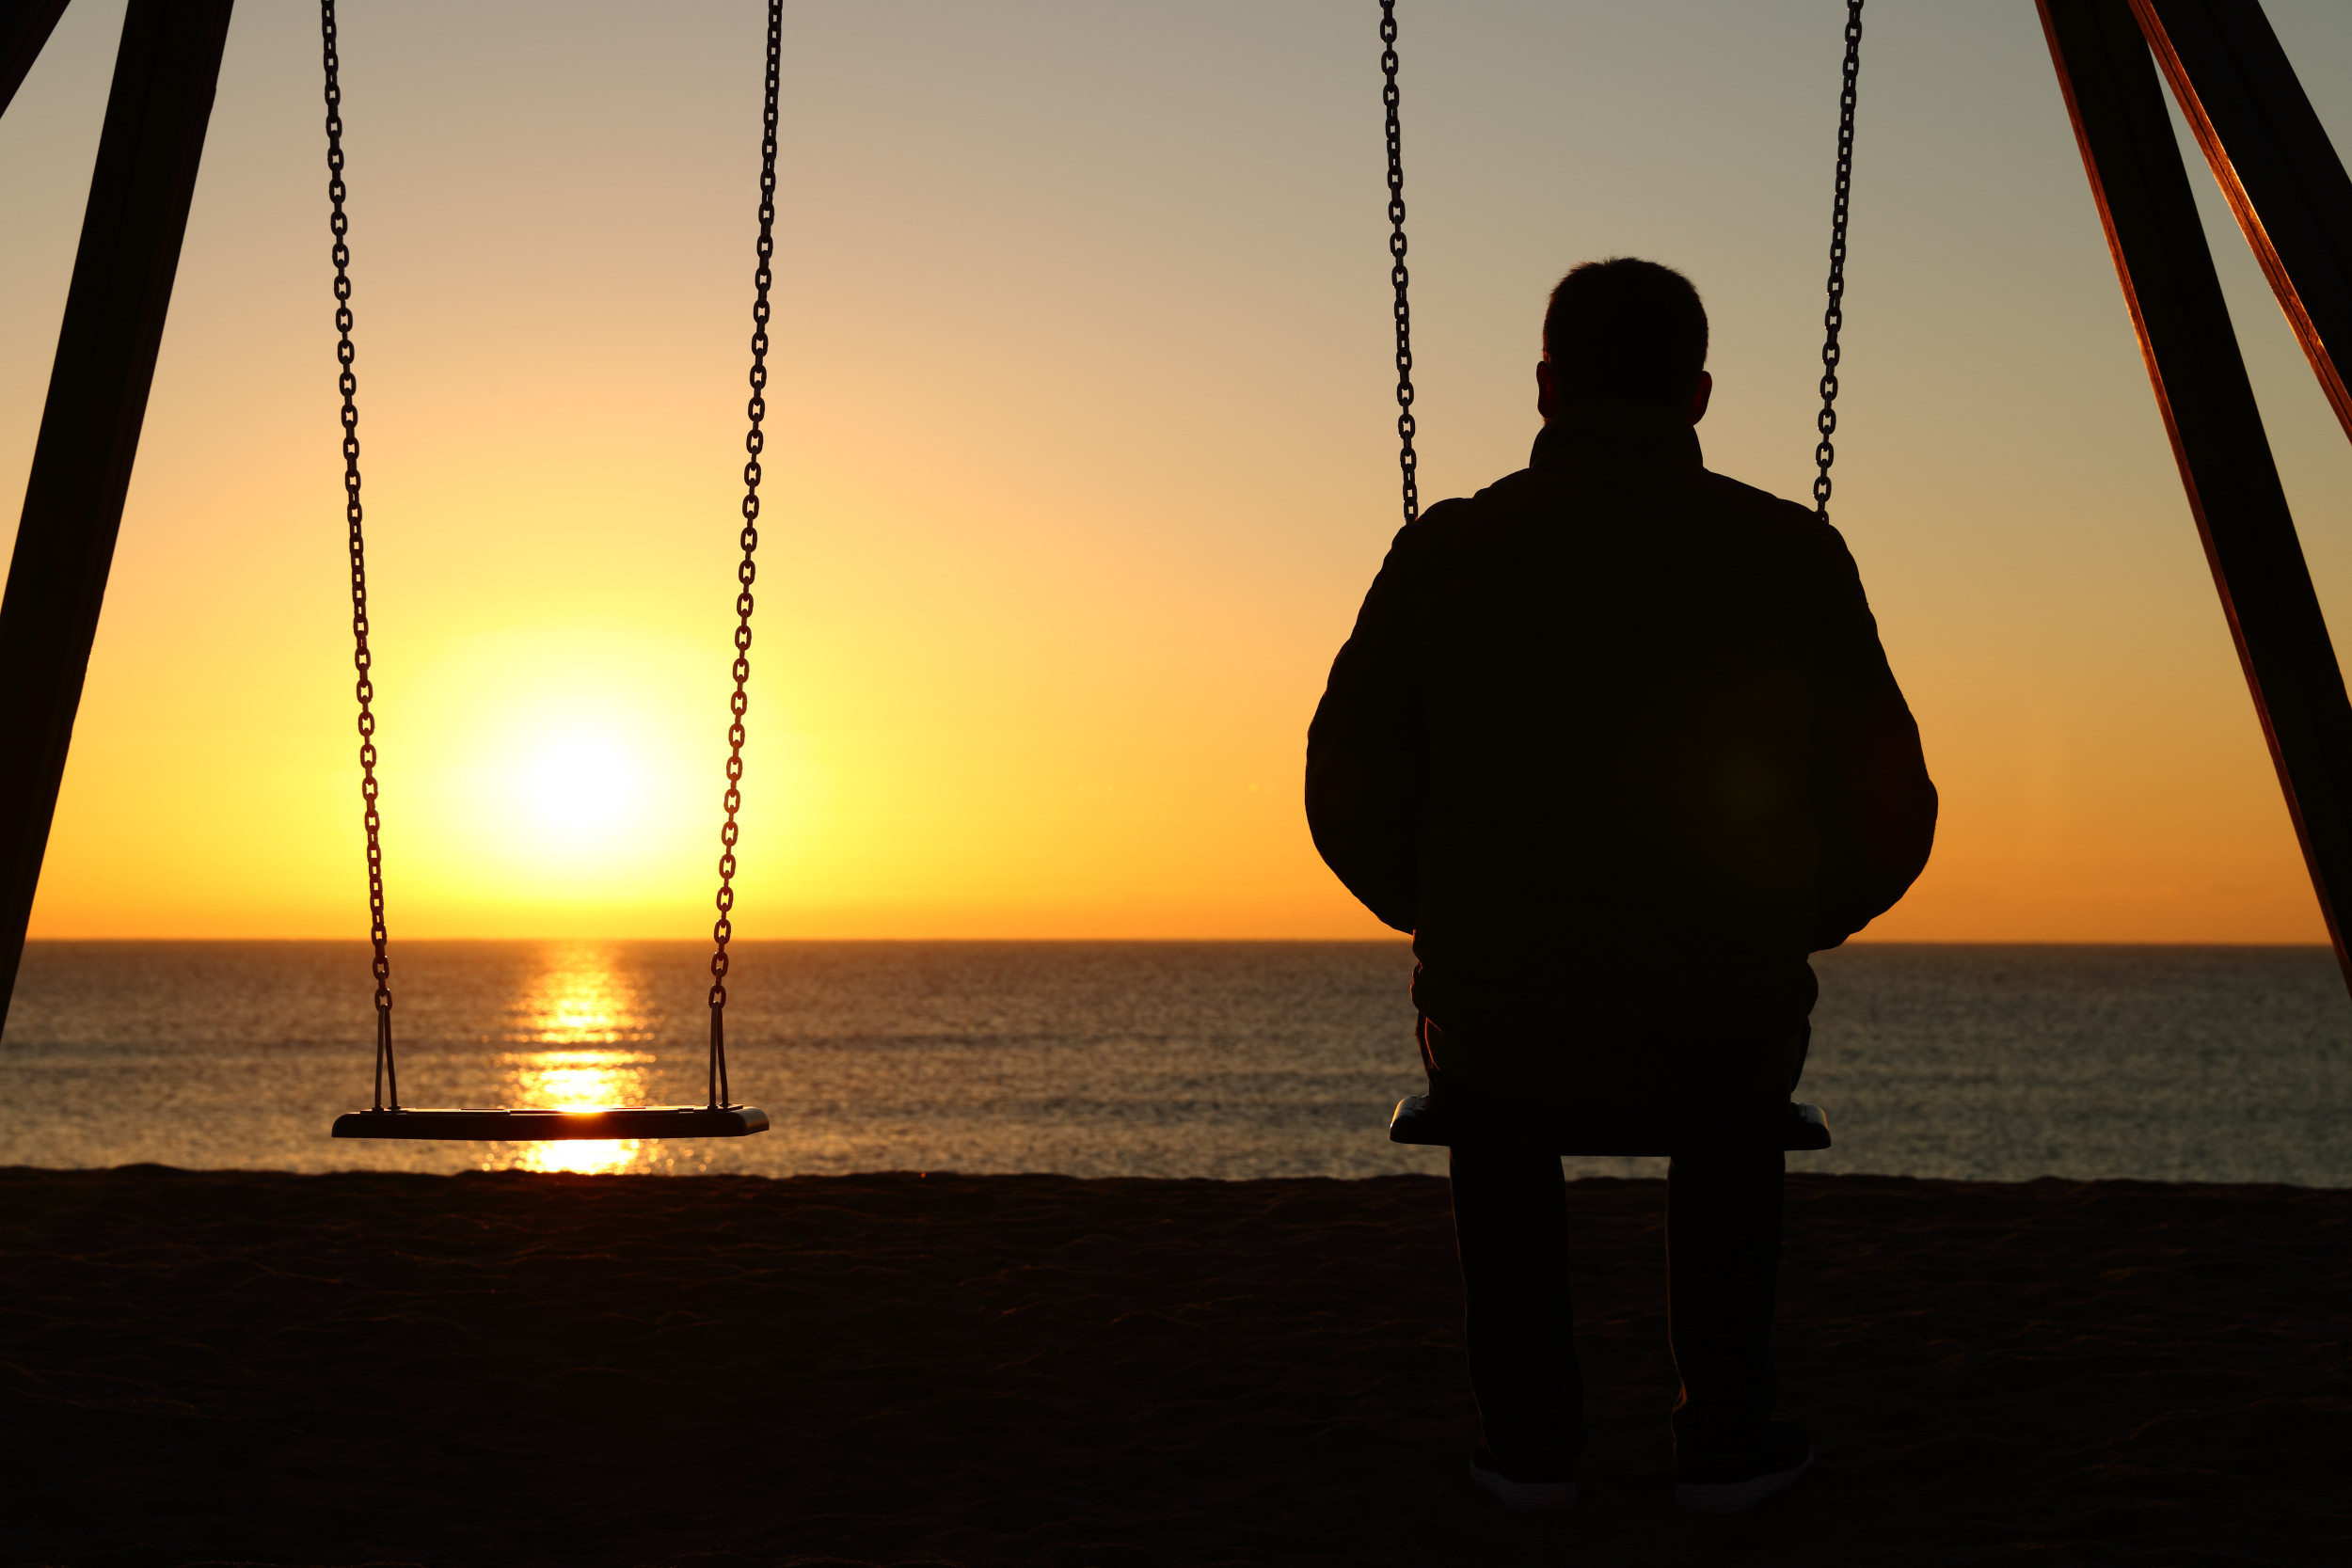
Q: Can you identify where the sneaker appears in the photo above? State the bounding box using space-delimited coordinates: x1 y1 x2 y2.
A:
1674 1421 1812 1514
1470 1451 1578 1513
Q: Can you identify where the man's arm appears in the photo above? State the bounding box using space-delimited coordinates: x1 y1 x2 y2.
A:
1809 528 1937 949
1306 529 1426 933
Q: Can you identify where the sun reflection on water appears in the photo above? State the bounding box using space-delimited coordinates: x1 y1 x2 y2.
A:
485 946 667 1176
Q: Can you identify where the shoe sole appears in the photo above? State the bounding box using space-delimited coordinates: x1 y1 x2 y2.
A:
1675 1449 1813 1514
1470 1462 1578 1513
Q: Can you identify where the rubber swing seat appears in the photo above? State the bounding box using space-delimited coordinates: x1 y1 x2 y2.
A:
1388 1096 1829 1158
332 1105 771 1140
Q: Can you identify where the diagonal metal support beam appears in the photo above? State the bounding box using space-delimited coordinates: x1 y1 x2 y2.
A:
0 0 234 1032
0 0 72 119
2128 0 2352 447
2040 0 2352 987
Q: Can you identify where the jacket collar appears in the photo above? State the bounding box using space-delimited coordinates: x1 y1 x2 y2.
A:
1530 398 1705 476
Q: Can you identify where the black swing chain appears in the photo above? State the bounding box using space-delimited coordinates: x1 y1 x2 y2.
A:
707 0 783 1112
1814 0 1864 523
1379 0 1418 528
321 0 396 1113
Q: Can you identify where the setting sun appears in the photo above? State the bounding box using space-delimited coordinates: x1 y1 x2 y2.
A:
516 729 646 842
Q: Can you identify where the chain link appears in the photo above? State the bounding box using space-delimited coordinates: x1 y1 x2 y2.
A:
321 0 395 1113
1379 1 1418 528
707 0 782 1111
1813 0 1864 523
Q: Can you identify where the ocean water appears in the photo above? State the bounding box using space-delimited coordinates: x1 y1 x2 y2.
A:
1 941 2345 1185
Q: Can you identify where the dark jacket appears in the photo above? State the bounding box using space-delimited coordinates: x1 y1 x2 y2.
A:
1305 400 1935 1105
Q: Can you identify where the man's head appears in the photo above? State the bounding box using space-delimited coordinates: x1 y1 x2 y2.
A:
1537 257 1712 425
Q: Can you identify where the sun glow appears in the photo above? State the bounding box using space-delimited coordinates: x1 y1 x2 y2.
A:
478 703 678 869
370 632 748 930
521 732 645 843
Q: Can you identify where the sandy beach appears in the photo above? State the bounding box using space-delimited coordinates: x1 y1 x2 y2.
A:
3 1166 2345 1566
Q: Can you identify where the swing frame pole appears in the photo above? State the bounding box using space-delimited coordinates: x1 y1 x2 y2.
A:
0 0 235 1031
2041 0 2352 990
2129 0 2352 449
1 2 72 118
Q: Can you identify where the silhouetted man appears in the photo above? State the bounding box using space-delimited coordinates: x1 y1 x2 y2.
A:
1306 258 1935 1514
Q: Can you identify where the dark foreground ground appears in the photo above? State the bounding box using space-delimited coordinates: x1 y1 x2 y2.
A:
2 1167 2346 1567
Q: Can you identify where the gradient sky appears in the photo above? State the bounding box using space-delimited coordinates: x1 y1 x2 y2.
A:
7 0 2352 942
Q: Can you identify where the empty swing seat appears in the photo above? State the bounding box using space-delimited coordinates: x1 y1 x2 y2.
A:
1389 1094 1829 1157
310 0 786 1156
333 1105 770 1140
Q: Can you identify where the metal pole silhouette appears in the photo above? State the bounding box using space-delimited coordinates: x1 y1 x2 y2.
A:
2041 0 2352 988
0 0 235 1030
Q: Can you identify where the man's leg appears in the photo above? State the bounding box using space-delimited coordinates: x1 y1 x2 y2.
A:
1664 1144 1784 1468
1448 1139 1584 1476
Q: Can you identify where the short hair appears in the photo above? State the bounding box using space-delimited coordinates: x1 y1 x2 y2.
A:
1541 258 1708 410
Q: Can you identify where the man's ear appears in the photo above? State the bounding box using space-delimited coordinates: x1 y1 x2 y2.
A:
1688 371 1714 425
1537 357 1557 423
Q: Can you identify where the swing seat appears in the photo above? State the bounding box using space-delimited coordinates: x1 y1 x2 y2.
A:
332 1105 771 1140
1389 1094 1829 1157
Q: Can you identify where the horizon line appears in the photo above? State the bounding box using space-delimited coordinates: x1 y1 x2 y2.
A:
14 935 2341 949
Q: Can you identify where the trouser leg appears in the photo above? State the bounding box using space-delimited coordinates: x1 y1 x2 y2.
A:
1666 1145 1784 1465
1448 1140 1584 1473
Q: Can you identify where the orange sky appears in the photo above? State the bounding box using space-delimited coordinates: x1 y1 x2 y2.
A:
6 0 2352 942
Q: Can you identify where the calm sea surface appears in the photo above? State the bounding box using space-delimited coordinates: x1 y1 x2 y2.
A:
2 941 2345 1185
